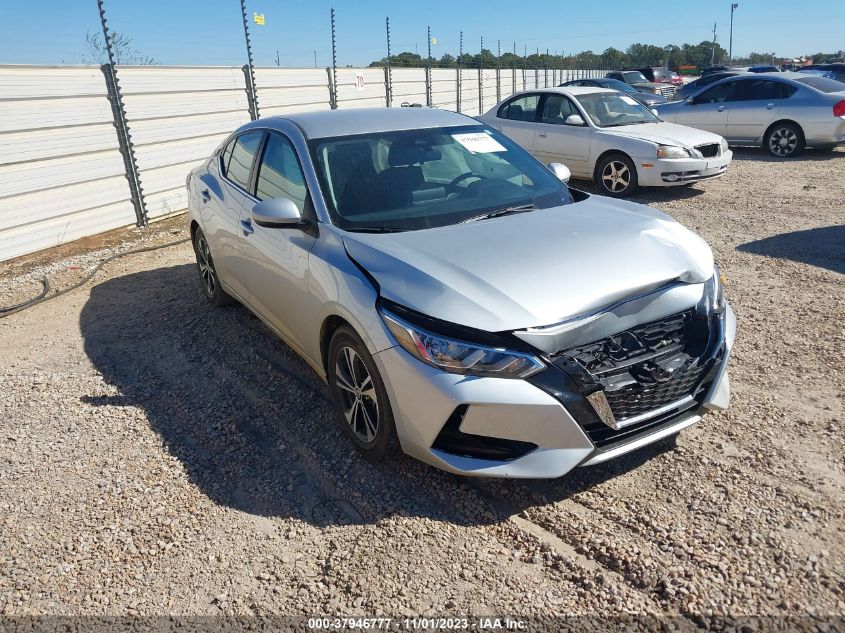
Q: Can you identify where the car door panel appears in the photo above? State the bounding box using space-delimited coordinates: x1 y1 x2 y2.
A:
490 93 540 151
236 132 317 353
533 93 592 176
726 79 788 142
675 80 741 138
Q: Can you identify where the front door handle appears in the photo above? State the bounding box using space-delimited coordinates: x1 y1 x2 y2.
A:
716 106 726 112
239 219 254 236
537 132 548 138
201 189 211 203
766 103 775 110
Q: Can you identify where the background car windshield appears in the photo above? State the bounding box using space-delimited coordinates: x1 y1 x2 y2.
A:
604 79 638 94
622 71 648 83
309 125 572 232
575 93 659 127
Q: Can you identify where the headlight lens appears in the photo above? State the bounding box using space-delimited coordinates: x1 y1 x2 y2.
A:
720 137 729 153
379 307 545 379
704 266 726 313
653 88 662 95
657 145 690 159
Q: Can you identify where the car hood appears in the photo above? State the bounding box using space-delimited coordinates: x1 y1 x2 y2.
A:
599 121 723 148
633 81 668 90
342 197 714 332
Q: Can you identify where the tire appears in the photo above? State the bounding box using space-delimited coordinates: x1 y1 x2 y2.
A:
327 326 399 461
765 122 804 158
596 154 639 197
193 228 234 306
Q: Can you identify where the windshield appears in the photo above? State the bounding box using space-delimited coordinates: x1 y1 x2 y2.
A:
622 71 648 83
603 78 638 94
575 92 660 128
309 125 572 232
794 76 845 93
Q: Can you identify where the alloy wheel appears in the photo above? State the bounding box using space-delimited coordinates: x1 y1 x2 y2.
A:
768 127 798 157
334 346 379 444
196 236 216 296
601 160 631 193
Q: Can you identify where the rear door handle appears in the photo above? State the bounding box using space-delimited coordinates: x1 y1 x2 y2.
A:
239 219 254 236
537 132 548 138
201 189 211 203
766 103 775 110
716 106 726 112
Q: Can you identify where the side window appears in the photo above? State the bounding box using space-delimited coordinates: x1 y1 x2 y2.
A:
220 138 236 175
255 133 308 214
497 94 540 122
695 80 739 104
607 72 621 81
225 131 263 190
540 94 579 124
742 80 796 100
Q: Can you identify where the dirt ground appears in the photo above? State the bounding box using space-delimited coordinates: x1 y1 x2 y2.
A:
1 147 843 629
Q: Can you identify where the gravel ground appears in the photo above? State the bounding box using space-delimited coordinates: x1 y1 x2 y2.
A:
0 147 843 628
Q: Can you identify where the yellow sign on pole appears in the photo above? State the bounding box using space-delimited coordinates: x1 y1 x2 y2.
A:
431 37 437 45
253 12 265 25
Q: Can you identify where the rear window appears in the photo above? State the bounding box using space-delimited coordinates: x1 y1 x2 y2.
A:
794 77 845 93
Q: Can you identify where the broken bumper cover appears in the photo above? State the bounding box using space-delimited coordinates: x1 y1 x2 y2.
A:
373 304 736 479
636 150 733 187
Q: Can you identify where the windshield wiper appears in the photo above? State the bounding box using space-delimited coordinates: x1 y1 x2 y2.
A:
345 226 406 233
460 203 536 224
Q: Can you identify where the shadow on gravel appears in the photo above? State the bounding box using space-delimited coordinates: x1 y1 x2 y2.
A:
737 225 845 275
80 263 670 528
569 181 706 204
730 147 843 162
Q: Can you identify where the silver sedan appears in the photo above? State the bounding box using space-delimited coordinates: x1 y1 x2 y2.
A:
657 73 845 157
187 108 735 478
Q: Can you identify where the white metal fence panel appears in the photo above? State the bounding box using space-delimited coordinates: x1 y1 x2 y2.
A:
458 68 480 116
118 66 251 220
481 69 497 112
256 67 331 116
390 68 427 107
336 67 385 109
0 65 135 261
430 68 458 111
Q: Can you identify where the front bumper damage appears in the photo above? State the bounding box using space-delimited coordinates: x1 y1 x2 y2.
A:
373 295 736 479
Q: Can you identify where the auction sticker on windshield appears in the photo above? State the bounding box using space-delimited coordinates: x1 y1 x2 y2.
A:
452 132 507 153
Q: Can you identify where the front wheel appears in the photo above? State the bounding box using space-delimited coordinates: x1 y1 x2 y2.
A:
765 122 804 158
596 154 639 197
327 326 399 461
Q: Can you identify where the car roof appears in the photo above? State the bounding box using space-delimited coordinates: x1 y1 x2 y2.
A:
258 107 478 140
525 86 615 97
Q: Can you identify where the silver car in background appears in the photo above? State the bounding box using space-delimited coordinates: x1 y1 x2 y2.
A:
187 108 735 478
657 73 845 157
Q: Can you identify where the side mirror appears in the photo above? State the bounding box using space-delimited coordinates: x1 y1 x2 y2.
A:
565 114 586 127
685 96 695 105
547 162 571 184
252 197 302 228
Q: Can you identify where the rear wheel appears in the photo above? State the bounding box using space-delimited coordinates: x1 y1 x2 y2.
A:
765 122 804 158
596 154 639 197
193 228 234 306
327 326 399 461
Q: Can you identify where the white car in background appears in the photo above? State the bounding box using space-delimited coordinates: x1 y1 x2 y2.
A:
479 86 733 197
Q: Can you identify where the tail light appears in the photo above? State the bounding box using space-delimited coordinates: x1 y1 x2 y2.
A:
834 100 845 118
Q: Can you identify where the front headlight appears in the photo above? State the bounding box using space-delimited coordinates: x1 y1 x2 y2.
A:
379 306 545 379
704 266 726 313
653 88 662 95
720 137 729 153
656 145 690 159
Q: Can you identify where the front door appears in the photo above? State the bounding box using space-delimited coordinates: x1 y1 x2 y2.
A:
236 131 317 353
533 93 592 177
676 80 741 137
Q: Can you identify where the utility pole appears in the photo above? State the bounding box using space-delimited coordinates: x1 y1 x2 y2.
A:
426 26 432 106
314 50 317 68
729 3 739 62
275 50 280 66
711 22 717 66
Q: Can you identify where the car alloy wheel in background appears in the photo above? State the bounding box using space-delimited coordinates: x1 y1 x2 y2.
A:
597 154 639 197
766 123 803 158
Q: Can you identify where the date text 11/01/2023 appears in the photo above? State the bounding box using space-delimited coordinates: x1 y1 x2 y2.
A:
307 617 527 630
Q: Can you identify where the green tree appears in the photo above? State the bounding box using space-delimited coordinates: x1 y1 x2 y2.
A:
84 31 157 65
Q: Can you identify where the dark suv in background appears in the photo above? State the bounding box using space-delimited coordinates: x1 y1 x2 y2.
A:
606 70 676 99
625 66 684 86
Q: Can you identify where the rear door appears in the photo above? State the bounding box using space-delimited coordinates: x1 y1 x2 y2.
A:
727 79 795 142
199 130 264 301
675 80 741 137
489 93 541 151
533 93 592 176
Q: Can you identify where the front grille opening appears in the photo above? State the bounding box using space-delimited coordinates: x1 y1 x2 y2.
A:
431 405 537 462
695 143 721 158
551 310 722 446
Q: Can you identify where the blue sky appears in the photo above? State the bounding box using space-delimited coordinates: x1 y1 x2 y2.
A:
1 0 842 67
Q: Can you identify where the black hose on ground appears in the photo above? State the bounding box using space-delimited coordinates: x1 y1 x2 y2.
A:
0 238 190 319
